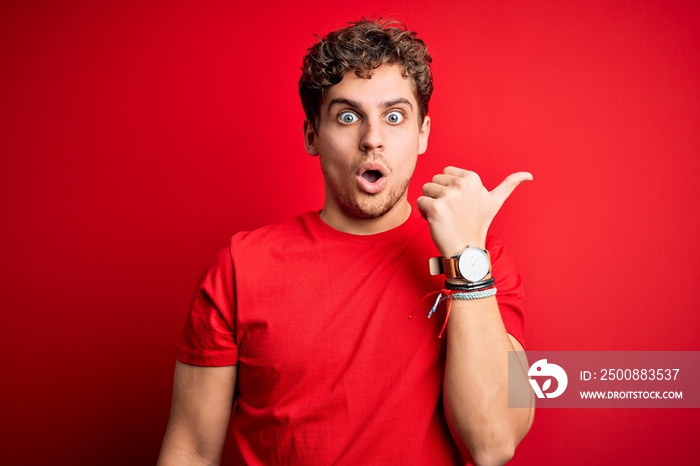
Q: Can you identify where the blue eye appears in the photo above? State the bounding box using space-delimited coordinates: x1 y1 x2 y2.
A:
338 112 358 124
386 111 404 124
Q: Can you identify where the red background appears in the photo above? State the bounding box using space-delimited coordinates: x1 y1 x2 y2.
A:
1 1 699 464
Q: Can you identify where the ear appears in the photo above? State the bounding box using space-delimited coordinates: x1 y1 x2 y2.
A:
418 115 431 155
303 120 319 156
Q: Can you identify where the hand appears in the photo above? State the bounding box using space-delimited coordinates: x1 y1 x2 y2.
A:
417 167 533 257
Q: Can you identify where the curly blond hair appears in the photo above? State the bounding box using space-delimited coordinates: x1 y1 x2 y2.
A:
299 18 433 130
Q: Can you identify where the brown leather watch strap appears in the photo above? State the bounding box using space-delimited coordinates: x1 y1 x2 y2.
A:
428 257 461 278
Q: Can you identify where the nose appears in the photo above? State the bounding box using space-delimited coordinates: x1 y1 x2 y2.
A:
359 120 384 153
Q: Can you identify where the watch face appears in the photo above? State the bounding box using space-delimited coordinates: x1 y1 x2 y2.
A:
457 248 490 282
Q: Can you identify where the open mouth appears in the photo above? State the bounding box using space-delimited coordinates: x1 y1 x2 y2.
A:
357 165 387 194
361 170 383 183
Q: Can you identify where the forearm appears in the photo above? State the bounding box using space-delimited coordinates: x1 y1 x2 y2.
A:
443 296 533 466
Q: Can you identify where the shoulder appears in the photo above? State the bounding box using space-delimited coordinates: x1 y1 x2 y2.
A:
227 211 325 267
231 211 319 246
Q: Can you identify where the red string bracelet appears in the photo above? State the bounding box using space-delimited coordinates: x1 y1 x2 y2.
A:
409 287 497 338
408 289 458 338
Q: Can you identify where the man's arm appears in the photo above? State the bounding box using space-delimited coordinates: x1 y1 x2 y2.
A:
157 361 237 466
417 167 534 466
443 299 533 466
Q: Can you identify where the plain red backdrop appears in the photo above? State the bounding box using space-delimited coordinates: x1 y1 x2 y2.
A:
1 1 699 464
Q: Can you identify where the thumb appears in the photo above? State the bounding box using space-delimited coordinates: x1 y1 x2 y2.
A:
490 171 533 210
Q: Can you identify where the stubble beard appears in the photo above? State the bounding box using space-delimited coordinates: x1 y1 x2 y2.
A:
323 168 412 220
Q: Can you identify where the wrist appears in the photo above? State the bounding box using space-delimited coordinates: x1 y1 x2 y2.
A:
445 272 492 285
462 236 486 251
442 242 483 258
443 236 486 257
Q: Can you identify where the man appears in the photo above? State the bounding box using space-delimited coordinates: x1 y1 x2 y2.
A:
158 19 533 466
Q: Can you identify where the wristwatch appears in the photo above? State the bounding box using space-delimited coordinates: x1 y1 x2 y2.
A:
429 246 492 282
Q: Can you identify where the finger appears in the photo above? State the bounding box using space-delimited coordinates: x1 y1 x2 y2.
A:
431 173 454 186
422 182 446 199
443 167 484 189
489 171 533 210
416 195 434 219
443 166 477 179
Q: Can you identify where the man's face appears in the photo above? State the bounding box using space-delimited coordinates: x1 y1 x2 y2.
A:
305 64 431 225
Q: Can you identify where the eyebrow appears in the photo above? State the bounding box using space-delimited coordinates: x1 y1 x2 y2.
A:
326 97 414 112
381 98 414 110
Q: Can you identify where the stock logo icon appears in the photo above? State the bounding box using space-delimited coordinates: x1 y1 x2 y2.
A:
528 359 568 399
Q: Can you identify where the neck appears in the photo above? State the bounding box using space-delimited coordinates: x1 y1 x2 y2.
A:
320 198 412 235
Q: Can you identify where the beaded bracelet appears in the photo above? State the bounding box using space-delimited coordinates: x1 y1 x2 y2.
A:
444 278 495 291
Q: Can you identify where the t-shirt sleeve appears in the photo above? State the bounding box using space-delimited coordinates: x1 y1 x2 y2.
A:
175 243 238 366
487 235 527 350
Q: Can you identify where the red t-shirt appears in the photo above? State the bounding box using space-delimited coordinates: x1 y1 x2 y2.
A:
177 210 525 465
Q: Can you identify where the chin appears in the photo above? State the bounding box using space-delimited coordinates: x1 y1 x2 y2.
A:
341 193 401 220
329 177 411 221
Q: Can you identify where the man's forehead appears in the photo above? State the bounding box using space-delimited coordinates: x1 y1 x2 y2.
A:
322 65 418 110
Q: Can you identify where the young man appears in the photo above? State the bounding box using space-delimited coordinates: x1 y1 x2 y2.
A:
158 19 533 466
